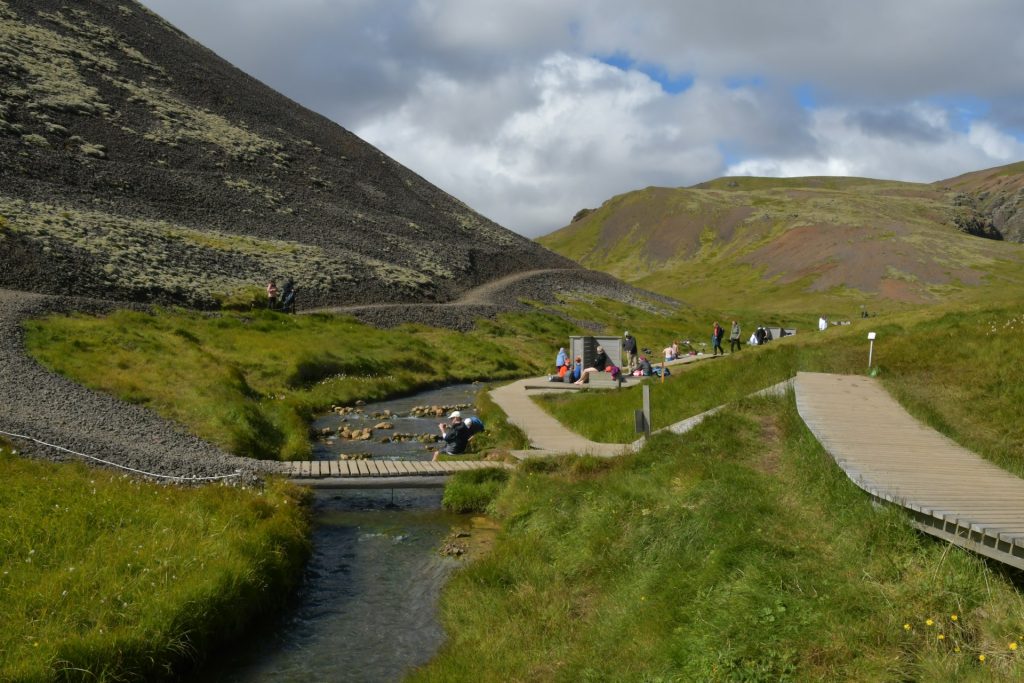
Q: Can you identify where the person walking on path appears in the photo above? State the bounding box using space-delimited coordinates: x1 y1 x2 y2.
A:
280 278 296 313
712 322 725 356
729 320 741 353
623 331 638 373
266 280 278 310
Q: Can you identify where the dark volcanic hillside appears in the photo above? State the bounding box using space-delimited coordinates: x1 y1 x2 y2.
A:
0 0 576 308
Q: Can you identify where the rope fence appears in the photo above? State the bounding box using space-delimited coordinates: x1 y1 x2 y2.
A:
0 428 243 482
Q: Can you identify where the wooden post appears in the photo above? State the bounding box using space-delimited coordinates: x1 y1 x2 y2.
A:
642 385 651 438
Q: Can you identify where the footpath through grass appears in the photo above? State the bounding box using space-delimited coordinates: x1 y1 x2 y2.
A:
0 441 310 682
538 305 1024 481
413 395 1024 681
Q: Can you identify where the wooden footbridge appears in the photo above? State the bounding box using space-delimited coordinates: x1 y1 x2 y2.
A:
276 458 513 488
796 372 1024 570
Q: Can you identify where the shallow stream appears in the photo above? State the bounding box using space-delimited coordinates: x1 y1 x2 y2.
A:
310 383 482 461
196 384 486 682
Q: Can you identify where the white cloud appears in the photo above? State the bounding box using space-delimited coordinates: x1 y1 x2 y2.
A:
357 54 807 234
138 0 1024 237
727 105 1024 182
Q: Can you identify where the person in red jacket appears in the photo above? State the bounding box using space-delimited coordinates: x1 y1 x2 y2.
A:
712 322 725 356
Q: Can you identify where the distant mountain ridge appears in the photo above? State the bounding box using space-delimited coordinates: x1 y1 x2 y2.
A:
539 164 1024 310
0 0 576 308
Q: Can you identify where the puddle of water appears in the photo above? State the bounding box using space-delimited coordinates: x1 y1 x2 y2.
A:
310 383 482 462
195 489 463 683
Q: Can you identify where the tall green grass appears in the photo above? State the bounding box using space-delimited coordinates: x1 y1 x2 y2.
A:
0 442 310 682
23 308 581 461
413 396 1024 681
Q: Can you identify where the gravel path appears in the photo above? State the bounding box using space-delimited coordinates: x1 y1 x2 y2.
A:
0 272 676 481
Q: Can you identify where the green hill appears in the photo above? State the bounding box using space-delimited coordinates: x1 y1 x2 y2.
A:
539 166 1024 315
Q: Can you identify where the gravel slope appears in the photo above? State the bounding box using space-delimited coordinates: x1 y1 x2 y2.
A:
0 289 272 482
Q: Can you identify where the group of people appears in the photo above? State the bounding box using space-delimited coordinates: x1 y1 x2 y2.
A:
266 278 296 312
550 342 622 385
710 321 743 356
550 332 669 384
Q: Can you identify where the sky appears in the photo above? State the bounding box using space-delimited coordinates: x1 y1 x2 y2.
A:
139 0 1024 237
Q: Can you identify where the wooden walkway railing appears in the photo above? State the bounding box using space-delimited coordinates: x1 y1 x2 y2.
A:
795 372 1024 570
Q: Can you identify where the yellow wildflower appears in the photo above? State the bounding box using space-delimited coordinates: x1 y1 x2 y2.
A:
938 634 945 641
979 654 986 662
903 623 911 631
950 614 958 621
1010 642 1019 651
926 618 934 626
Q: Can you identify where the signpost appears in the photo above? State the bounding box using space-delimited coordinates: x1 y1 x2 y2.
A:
867 331 876 370
635 384 652 438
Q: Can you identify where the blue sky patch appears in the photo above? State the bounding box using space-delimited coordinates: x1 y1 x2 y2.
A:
724 75 765 90
596 53 694 94
927 95 990 134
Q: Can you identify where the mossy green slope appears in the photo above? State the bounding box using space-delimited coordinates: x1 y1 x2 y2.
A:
539 170 1024 314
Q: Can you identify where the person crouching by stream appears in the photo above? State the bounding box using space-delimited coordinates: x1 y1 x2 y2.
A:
433 411 469 461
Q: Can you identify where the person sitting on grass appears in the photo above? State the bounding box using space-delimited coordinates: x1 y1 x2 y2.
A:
434 411 470 459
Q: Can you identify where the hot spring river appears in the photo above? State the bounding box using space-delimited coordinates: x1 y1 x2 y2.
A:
196 384 483 682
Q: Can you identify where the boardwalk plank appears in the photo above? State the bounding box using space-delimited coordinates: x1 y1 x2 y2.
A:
797 372 1024 571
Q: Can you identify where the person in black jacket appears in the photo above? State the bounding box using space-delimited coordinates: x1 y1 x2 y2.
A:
574 346 611 385
623 331 638 373
437 411 470 455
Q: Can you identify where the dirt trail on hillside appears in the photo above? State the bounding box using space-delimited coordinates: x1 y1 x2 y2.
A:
307 268 671 329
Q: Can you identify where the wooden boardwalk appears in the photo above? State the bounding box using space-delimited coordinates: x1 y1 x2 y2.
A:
796 372 1024 570
278 458 513 488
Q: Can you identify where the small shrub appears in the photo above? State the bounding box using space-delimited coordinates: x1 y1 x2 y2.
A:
286 353 388 388
442 468 511 513
21 133 49 147
519 458 558 474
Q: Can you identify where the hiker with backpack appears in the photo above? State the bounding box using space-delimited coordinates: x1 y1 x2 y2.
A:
711 322 725 356
280 278 296 313
434 411 485 460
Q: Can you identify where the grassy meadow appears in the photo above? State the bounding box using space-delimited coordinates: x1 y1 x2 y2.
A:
412 394 1024 681
11 286 1024 681
0 439 310 682
536 304 1024 479
23 307 583 461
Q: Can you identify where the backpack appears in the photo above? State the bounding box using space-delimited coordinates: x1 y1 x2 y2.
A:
464 416 485 435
